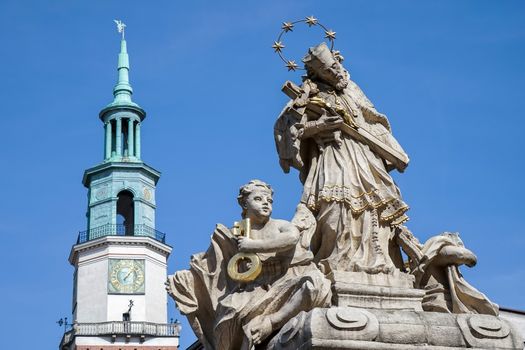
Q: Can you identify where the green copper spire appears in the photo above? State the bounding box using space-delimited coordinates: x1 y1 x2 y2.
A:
113 39 133 104
100 24 145 120
100 21 146 162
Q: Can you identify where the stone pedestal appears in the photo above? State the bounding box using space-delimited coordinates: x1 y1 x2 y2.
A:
268 307 524 350
328 270 425 311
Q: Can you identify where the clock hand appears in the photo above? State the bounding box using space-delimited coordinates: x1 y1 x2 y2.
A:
123 268 135 281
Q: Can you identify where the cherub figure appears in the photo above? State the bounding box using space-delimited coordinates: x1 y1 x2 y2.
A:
167 180 331 350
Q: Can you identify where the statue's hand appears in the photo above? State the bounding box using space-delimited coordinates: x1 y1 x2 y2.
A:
317 114 344 132
298 114 344 140
237 236 260 253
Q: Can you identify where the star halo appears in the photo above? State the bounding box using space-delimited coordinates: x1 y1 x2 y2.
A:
273 16 336 72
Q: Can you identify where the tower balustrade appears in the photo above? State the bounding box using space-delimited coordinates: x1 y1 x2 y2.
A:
77 223 166 244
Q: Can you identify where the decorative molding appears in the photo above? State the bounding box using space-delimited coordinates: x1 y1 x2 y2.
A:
70 236 172 265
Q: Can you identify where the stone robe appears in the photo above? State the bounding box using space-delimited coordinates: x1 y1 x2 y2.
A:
275 79 409 274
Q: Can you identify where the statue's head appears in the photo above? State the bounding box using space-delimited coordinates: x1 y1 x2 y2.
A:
303 42 348 91
237 180 274 220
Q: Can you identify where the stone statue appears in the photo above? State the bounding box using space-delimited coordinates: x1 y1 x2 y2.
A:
167 180 331 350
167 26 523 349
396 227 499 315
275 42 409 274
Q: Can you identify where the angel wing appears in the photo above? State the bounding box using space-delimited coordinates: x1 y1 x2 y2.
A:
113 19 126 34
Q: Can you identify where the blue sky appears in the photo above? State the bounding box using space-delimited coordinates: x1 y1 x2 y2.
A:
0 1 524 349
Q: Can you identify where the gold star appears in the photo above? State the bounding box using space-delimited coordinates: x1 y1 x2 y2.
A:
272 41 285 53
281 22 294 32
305 16 318 27
325 30 336 40
286 60 299 71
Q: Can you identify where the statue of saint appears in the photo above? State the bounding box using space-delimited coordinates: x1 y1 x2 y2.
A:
167 37 505 350
167 180 331 350
167 28 508 350
275 42 410 274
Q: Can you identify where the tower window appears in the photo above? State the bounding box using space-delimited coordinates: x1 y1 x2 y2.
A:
116 190 134 235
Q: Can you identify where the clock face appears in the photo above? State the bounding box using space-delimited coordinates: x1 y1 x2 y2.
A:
108 259 145 294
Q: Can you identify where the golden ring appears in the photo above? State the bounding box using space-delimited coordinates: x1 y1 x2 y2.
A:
227 252 262 282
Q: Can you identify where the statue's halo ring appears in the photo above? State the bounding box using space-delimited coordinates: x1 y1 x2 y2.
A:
273 17 336 72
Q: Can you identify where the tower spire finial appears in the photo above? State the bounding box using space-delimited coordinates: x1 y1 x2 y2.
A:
114 19 126 40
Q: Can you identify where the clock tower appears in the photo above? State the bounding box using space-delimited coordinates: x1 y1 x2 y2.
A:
59 27 180 350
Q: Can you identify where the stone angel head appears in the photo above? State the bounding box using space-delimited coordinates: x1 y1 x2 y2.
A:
237 180 274 220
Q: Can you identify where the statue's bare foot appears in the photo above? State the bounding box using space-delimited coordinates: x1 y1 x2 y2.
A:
250 315 273 345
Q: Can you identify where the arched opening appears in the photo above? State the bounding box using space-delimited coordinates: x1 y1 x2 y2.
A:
117 190 134 235
122 118 129 157
110 119 117 156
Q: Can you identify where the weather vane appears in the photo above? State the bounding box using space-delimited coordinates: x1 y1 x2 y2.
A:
114 19 126 39
272 16 338 71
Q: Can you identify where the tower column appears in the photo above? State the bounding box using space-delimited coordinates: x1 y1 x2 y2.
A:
116 117 122 156
105 121 112 159
128 118 134 158
135 122 141 158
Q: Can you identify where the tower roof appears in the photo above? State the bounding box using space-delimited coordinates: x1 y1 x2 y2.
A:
99 36 145 120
